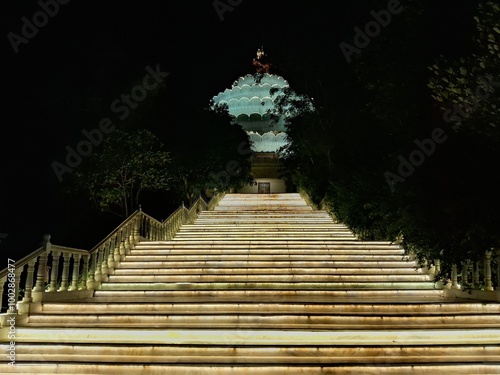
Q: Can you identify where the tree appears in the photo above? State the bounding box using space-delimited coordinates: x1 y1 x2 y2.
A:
74 129 171 217
272 0 500 276
164 105 254 205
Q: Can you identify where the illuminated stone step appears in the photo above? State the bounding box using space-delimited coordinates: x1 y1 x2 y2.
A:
136 241 399 247
176 231 354 235
98 281 437 291
173 234 358 239
193 219 335 223
25 313 500 329
6 344 500 365
127 250 406 257
176 230 353 234
149 241 398 247
180 222 349 228
106 274 432 283
196 213 330 217
215 206 314 210
2 364 499 375
4 327 500 345
36 301 500 315
121 255 412 262
92 289 445 298
2 364 500 375
113 267 424 275
116 261 418 268
128 250 405 257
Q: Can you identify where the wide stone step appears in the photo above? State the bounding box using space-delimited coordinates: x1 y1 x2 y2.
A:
135 241 400 248
174 231 356 235
37 301 500 315
93 289 445 298
113 267 424 275
106 274 432 283
180 225 349 229
1 363 499 375
24 313 500 329
4 327 499 345
98 281 437 291
129 249 406 255
122 254 411 261
116 260 419 268
4 343 500 365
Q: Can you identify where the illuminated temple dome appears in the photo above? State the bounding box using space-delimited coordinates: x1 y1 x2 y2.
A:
212 49 290 154
212 48 295 193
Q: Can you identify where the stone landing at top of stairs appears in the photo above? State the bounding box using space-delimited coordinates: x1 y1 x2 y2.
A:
1 193 500 374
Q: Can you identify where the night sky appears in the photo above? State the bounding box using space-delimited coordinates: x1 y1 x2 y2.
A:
1 0 477 264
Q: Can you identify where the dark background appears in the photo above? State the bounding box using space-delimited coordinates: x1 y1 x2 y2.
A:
0 0 476 264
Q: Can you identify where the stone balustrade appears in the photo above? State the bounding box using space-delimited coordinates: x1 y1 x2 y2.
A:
0 193 223 322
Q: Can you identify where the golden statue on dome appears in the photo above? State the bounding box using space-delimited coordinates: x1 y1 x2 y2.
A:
252 47 271 74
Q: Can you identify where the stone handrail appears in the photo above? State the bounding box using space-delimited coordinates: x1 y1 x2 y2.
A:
0 193 223 318
439 250 500 301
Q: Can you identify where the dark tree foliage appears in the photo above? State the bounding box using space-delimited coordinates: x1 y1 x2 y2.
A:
274 0 500 277
162 104 254 206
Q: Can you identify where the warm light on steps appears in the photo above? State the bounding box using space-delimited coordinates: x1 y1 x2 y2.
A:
4 193 499 373
112 268 427 275
135 241 401 247
3 328 500 345
122 254 415 265
1 364 500 375
116 261 421 268
36 301 500 315
23 313 500 329
5 344 500 363
92 289 445 298
105 274 432 282
98 281 438 291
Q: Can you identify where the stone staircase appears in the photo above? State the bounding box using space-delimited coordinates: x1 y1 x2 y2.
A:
1 193 500 374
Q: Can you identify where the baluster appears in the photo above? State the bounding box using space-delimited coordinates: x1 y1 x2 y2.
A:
47 251 60 292
133 216 140 242
451 264 459 289
147 217 152 241
94 248 102 283
58 253 70 291
119 229 127 261
0 277 6 311
484 250 494 291
33 235 51 293
495 249 500 289
23 260 36 302
69 254 81 291
108 236 116 270
80 254 89 290
13 267 23 310
101 244 109 280
125 224 132 254
87 252 96 290
114 233 121 265
434 259 441 274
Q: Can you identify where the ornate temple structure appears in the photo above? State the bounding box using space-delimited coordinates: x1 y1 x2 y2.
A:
212 48 290 193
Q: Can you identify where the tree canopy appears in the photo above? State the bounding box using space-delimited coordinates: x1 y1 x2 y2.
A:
276 0 500 277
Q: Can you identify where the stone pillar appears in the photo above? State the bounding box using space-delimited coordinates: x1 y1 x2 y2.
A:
69 254 81 291
33 235 51 293
484 250 494 292
47 251 60 293
23 260 36 302
58 253 70 291
451 264 459 289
